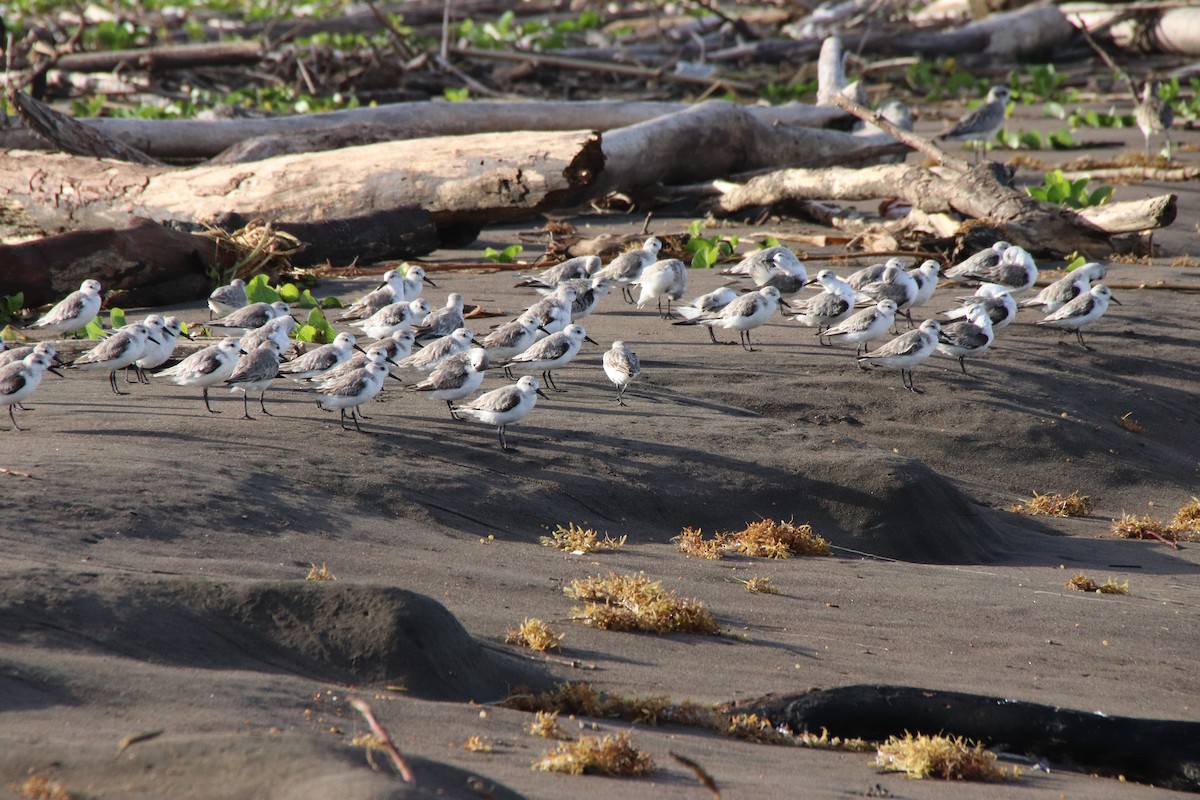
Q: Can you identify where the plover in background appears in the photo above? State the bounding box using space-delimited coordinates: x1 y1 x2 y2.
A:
1136 80 1174 158
337 269 407 321
938 85 1011 161
207 278 248 318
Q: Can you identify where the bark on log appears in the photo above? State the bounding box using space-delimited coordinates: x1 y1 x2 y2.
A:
0 218 217 308
704 162 1176 257
592 101 908 199
0 100 849 162
50 40 263 74
10 89 163 166
0 129 603 240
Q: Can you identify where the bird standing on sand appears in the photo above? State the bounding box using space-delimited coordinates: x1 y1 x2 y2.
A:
314 361 392 433
823 299 898 358
1020 272 1091 315
602 340 641 407
633 259 688 318
673 286 785 351
210 301 289 332
135 316 189 383
946 284 1018 331
792 270 856 343
514 255 601 291
397 328 475 373
278 332 359 381
68 323 159 395
1 353 61 431
857 319 942 393
410 348 489 419
596 237 663 303
1136 81 1173 159
939 86 1011 162
28 279 103 335
675 287 738 321
208 278 247 318
225 339 283 419
156 338 242 414
337 269 407 321
945 244 1037 293
1037 284 1119 351
453 375 548 452
414 293 466 341
504 324 596 392
937 305 995 375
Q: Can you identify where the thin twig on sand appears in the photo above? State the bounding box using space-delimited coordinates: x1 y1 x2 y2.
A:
348 697 416 785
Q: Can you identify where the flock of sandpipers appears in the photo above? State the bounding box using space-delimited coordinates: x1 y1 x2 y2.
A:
2 233 1118 449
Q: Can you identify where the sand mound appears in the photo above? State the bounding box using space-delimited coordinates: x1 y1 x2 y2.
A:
0 733 527 800
0 571 544 702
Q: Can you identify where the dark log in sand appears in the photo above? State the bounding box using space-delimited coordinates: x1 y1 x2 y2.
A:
751 685 1200 792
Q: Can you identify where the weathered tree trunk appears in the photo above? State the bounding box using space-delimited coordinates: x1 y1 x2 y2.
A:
0 219 217 308
0 100 849 163
704 162 1176 257
592 101 908 198
49 40 263 74
0 129 603 240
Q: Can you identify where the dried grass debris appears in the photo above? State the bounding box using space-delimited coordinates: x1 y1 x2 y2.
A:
564 572 720 635
875 733 1021 782
1064 573 1130 594
506 618 565 652
673 518 830 560
541 522 627 553
305 563 337 581
1011 491 1092 517
527 710 567 739
532 732 654 776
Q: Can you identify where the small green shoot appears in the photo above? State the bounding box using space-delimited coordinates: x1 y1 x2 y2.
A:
108 308 127 329
0 293 25 326
685 220 737 270
483 244 524 263
444 87 470 102
295 308 337 344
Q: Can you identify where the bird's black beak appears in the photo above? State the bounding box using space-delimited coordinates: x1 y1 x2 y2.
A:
354 344 368 354
180 330 195 341
779 299 793 309
471 338 485 347
49 366 65 378
424 275 438 287
1110 296 1122 305
538 325 552 335
387 372 404 382
148 335 162 345
536 388 549 399
584 335 598 345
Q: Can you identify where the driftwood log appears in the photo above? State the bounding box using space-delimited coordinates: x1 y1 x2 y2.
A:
750 685 1200 792
0 100 849 163
704 162 1176 257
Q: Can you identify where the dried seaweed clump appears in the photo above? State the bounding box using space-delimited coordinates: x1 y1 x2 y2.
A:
506 618 565 652
875 733 1021 781
1010 491 1092 517
462 735 494 753
541 522 627 553
527 710 567 739
199 219 302 284
1171 498 1200 535
19 775 74 800
673 519 830 560
532 732 654 776
306 563 336 581
1064 573 1130 595
742 576 778 594
564 572 720 635
733 518 831 558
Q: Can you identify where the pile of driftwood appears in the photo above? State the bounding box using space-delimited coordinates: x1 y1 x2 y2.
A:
0 1 1191 305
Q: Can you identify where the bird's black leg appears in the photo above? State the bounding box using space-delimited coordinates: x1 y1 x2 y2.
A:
242 393 254 420
203 387 220 414
446 400 460 420
259 391 273 416
109 371 129 396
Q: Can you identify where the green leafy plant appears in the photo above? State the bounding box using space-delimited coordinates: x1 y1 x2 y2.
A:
1066 106 1134 129
443 87 470 102
483 244 523 263
1026 170 1113 209
457 10 600 52
1008 63 1073 103
760 80 818 105
685 220 737 270
996 127 1078 151
0 293 25 327
295 308 337 344
109 308 127 328
245 274 282 304
905 59 984 101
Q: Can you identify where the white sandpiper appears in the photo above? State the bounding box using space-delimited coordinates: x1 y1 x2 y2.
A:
792 270 855 343
515 255 602 291
1037 284 1119 350
857 319 943 393
410 347 489 419
224 339 283 419
937 304 995 374
68 322 159 395
278 332 359 381
504 323 596 391
675 287 738 321
210 300 290 332
396 327 475 373
314 360 392 433
349 301 413 341
673 286 785 351
28 279 103 335
155 337 242 414
821 298 897 356
939 85 1011 162
453 375 548 452
208 278 248 318
1 352 61 431
945 284 1017 331
337 269 407 321
633 258 688 318
414 292 466 341
596 237 662 303
602 340 641 407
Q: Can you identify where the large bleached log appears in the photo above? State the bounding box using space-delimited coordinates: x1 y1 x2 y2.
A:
0 129 603 240
0 100 849 163
591 101 908 198
704 162 1176 256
